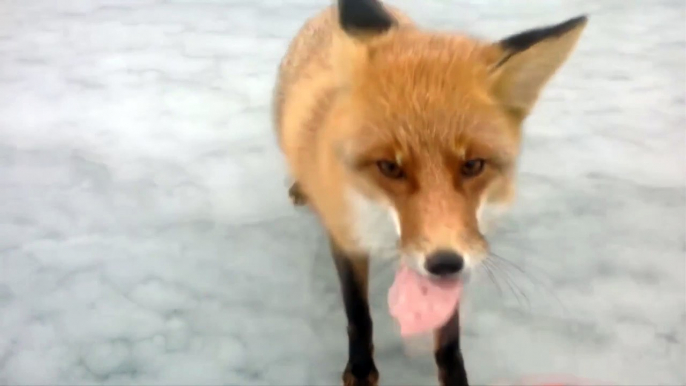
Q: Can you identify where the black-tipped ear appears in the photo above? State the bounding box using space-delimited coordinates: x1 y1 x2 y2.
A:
487 15 588 119
338 0 396 36
497 15 588 66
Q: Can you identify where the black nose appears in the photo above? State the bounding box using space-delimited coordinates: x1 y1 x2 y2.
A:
425 250 464 276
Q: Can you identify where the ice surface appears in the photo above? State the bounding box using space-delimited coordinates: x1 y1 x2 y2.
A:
0 0 684 385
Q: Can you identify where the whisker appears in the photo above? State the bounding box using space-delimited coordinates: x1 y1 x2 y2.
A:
490 251 550 280
480 259 504 298
488 252 569 315
491 250 555 281
485 258 529 309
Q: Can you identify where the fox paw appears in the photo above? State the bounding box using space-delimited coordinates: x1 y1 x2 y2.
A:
288 182 307 206
342 362 379 386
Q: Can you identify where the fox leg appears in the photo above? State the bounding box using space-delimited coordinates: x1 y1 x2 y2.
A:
330 239 378 386
288 181 307 206
434 311 469 386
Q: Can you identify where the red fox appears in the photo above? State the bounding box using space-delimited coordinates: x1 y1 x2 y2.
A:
273 0 587 385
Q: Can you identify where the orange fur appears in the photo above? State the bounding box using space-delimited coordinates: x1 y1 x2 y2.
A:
274 3 586 268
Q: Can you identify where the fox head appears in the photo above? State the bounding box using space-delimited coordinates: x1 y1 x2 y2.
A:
330 0 587 277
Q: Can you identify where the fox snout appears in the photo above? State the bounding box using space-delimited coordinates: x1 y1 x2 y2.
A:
399 206 489 279
410 233 488 279
424 250 465 277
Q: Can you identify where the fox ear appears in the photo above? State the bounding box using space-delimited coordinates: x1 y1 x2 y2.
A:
333 0 397 87
338 0 396 38
486 15 588 120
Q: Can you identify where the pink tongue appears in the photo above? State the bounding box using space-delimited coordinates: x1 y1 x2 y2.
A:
388 263 462 337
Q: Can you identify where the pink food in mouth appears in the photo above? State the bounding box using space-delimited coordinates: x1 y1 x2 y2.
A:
388 263 462 337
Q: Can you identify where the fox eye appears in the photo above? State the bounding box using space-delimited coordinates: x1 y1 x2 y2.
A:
376 160 405 179
461 158 485 177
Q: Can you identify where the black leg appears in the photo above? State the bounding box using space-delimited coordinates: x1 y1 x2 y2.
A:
330 240 378 386
434 310 469 386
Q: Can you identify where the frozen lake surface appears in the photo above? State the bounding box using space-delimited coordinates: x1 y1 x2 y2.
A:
0 0 684 384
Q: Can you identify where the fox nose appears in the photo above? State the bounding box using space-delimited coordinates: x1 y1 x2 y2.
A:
424 250 464 277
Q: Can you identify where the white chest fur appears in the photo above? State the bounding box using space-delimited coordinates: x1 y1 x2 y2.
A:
346 189 401 259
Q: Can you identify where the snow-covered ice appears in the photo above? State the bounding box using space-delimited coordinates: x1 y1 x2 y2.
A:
0 0 684 385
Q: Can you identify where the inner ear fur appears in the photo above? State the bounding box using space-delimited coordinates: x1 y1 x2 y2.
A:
486 15 589 120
